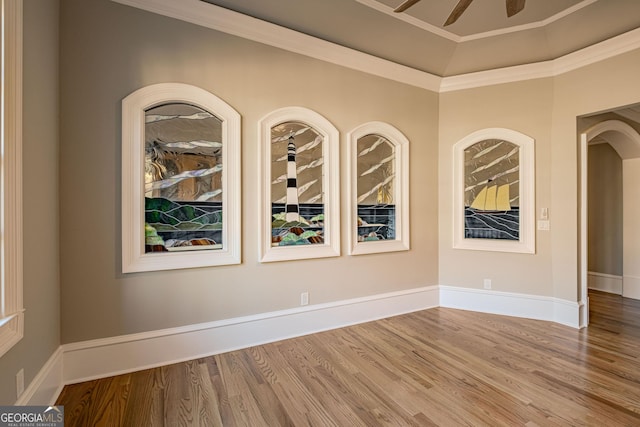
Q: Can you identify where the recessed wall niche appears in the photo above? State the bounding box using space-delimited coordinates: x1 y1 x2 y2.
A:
258 107 340 263
347 122 410 255
122 83 241 272
453 128 535 254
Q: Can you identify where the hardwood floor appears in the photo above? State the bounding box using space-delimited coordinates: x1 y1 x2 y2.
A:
56 290 640 426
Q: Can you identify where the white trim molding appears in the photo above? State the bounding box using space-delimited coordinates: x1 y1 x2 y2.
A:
16 348 64 405
440 286 580 328
61 286 439 385
121 83 241 272
0 0 24 358
22 284 589 402
111 0 640 92
355 0 598 43
110 0 441 91
585 120 640 159
588 271 623 295
580 121 640 325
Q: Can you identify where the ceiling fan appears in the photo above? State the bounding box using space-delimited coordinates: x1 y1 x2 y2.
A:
394 0 526 26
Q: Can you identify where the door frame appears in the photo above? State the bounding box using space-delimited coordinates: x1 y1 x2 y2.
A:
580 119 640 327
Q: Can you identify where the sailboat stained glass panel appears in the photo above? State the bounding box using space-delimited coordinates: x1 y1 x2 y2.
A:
464 139 520 240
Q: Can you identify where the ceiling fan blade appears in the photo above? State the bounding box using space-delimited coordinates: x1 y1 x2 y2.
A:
506 0 525 17
394 0 422 13
444 0 474 26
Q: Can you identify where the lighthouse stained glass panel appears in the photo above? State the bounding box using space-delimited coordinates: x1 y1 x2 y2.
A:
270 121 325 246
464 139 520 241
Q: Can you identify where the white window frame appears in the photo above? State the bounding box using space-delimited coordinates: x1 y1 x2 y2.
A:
122 83 242 272
453 128 535 254
258 107 340 262
0 0 24 358
347 121 410 255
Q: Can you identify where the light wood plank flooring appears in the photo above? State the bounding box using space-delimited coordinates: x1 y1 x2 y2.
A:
56 290 640 426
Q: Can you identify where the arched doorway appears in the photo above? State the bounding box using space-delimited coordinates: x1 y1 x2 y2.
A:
580 119 640 327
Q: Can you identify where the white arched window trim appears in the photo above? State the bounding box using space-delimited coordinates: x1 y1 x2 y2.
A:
258 107 340 263
121 83 241 272
347 121 410 255
453 128 535 254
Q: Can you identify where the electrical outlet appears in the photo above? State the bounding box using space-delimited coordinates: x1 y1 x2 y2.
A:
300 292 309 306
16 369 24 398
483 279 492 290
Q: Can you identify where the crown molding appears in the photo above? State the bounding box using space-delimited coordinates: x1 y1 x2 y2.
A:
440 26 640 92
110 0 441 91
552 26 640 75
353 0 459 42
111 0 640 93
439 61 554 92
354 0 598 43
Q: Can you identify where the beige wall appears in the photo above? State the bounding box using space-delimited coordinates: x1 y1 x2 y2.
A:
551 50 640 300
438 50 640 302
58 0 440 343
2 0 638 402
0 0 60 404
438 79 555 295
588 143 623 276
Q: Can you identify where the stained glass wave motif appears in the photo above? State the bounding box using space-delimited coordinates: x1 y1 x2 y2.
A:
464 207 519 240
357 204 396 241
270 204 324 246
145 197 223 252
271 214 324 246
145 165 223 194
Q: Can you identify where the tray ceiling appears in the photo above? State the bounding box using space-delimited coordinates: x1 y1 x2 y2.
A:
200 0 640 77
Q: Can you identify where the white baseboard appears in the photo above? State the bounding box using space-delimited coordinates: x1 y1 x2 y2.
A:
439 286 581 328
62 286 440 385
588 271 623 294
24 284 588 404
623 275 640 300
15 347 64 405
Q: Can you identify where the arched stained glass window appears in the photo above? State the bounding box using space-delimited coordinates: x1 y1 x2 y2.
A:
259 107 340 262
348 122 410 255
122 83 241 272
453 128 535 253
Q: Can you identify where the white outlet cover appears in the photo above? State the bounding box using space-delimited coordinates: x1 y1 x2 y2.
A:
538 220 550 231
